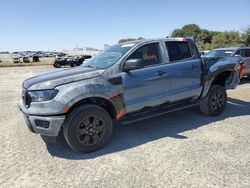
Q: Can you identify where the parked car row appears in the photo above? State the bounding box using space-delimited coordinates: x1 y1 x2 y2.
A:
13 55 40 63
13 51 67 58
53 55 92 68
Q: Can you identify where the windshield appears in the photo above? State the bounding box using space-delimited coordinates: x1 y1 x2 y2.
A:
84 44 134 69
204 49 234 58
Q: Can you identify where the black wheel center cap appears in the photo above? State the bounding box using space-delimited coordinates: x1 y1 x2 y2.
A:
87 125 96 135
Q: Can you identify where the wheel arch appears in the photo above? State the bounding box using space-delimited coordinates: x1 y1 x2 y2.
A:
201 69 236 98
211 70 233 87
65 96 118 119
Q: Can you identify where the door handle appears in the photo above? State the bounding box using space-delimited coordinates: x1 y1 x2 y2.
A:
155 70 166 76
191 64 199 69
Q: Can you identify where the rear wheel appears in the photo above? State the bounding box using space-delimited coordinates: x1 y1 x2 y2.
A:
63 104 113 153
54 62 61 68
200 85 227 116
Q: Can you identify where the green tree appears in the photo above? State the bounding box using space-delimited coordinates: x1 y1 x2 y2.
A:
242 26 250 46
197 29 213 44
171 29 184 38
171 24 201 39
210 31 243 49
171 24 248 50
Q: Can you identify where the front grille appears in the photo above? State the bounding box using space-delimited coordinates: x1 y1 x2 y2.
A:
22 88 31 107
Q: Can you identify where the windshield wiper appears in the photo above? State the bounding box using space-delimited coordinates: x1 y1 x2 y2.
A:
83 65 98 69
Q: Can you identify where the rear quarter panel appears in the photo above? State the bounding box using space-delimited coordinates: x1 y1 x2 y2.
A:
201 57 241 98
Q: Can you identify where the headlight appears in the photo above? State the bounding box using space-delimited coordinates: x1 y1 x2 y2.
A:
28 89 59 102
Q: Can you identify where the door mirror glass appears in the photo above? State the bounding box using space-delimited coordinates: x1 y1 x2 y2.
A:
122 59 144 72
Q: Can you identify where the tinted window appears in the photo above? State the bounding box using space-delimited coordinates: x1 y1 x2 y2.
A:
243 49 250 57
165 41 192 62
235 50 243 56
128 43 162 66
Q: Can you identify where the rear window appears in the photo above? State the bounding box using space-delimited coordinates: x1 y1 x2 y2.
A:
244 49 250 57
165 41 192 62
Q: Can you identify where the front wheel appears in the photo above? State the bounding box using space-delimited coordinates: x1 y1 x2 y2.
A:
71 62 77 67
63 104 113 153
199 85 227 116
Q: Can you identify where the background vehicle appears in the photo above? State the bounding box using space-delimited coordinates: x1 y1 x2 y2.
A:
53 55 92 68
13 57 21 63
19 38 244 153
32 55 40 62
205 47 250 77
199 50 210 57
22 56 30 63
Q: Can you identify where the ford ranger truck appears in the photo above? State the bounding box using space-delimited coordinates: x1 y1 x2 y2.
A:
19 38 244 153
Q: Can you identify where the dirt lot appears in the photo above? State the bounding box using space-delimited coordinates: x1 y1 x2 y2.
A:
0 66 250 187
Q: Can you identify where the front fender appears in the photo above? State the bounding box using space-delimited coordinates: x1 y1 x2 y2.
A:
55 77 121 114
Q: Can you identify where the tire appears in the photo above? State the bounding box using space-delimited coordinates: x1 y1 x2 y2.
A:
199 85 227 116
63 104 113 153
53 62 61 68
71 63 77 67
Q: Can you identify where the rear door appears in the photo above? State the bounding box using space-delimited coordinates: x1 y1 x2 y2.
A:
164 41 202 102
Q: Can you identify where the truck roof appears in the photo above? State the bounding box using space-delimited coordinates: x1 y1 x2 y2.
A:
120 37 192 45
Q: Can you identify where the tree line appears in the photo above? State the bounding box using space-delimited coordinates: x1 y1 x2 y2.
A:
118 24 250 50
171 24 250 50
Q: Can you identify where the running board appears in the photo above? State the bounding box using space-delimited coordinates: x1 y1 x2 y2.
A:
121 101 198 124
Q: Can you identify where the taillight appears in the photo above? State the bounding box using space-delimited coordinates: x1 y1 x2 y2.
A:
239 62 246 79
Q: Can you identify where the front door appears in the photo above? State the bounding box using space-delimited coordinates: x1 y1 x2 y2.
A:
122 42 170 113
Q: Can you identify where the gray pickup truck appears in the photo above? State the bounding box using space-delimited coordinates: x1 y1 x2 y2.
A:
19 38 244 153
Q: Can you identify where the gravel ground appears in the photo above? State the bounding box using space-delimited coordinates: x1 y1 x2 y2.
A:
0 66 250 188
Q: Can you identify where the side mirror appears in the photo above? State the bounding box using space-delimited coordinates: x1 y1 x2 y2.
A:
122 59 144 72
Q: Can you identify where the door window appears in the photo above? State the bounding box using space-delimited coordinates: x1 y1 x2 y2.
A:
243 49 250 57
235 50 243 56
165 41 192 62
127 43 162 67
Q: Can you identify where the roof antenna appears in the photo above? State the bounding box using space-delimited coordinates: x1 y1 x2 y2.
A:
167 30 173 38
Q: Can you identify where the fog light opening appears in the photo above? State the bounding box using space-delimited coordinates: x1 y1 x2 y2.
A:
35 120 50 129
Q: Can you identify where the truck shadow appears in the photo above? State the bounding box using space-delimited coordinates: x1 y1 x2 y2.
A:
46 97 250 160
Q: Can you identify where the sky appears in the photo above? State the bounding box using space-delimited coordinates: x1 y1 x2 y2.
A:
0 0 250 52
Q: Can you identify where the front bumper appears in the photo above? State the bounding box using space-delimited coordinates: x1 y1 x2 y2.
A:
19 102 65 137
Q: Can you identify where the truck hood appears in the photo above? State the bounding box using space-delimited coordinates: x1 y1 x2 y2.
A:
23 67 104 90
